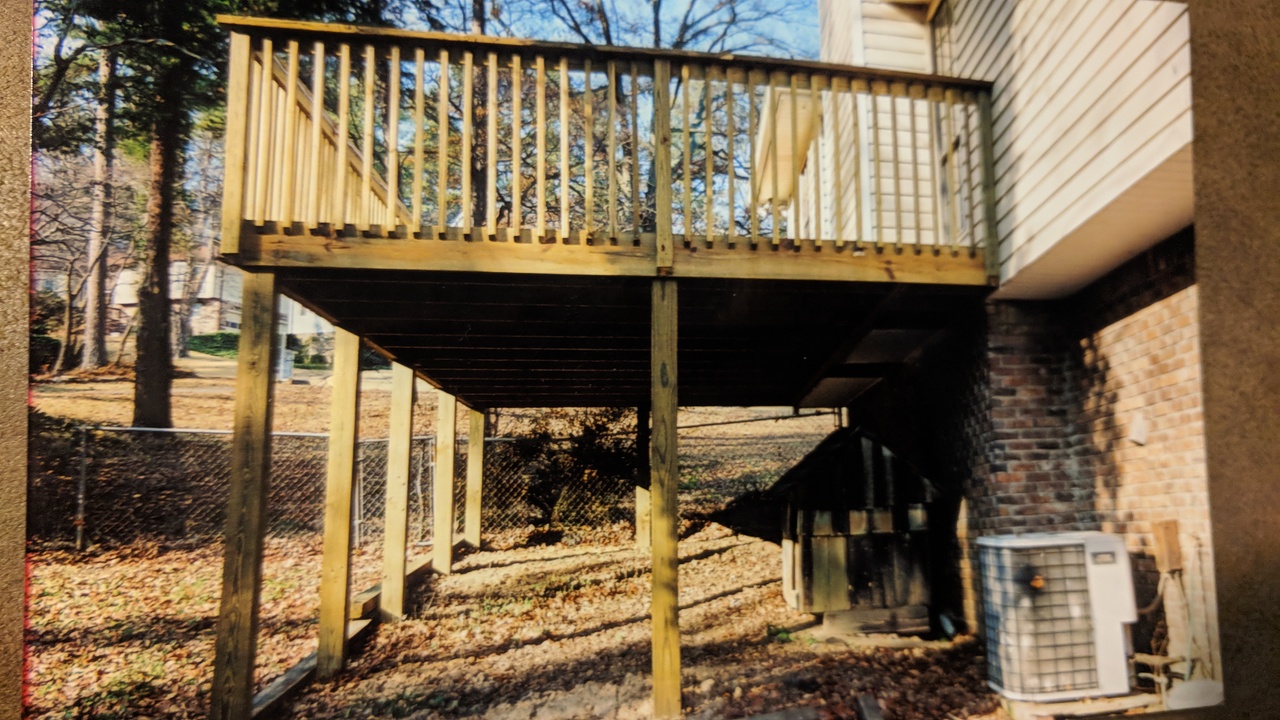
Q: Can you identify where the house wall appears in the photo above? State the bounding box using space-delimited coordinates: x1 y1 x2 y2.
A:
963 229 1217 676
849 229 1219 677
933 0 1193 291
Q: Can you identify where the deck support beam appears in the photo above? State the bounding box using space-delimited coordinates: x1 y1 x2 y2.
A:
635 403 651 549
317 328 362 678
433 391 459 573
210 271 278 720
380 362 416 622
649 278 681 719
464 408 485 548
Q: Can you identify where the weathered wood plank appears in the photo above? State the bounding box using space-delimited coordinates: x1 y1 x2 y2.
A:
317 328 361 678
535 56 547 240
653 60 673 269
461 51 474 228
359 44 376 231
221 33 252 255
238 229 989 284
434 391 458 574
333 43 352 229
380 363 415 622
635 403 650 549
436 49 449 229
649 277 680 719
384 45 401 231
210 271 277 720
559 56 570 240
465 407 484 548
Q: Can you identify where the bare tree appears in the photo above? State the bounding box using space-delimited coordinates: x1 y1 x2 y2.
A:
81 48 117 369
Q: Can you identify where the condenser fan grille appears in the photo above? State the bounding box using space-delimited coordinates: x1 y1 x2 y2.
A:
981 543 1098 694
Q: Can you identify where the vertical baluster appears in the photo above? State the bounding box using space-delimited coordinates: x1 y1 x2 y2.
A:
461 51 473 233
360 45 376 231
889 86 902 252
559 57 570 240
253 38 274 227
629 62 641 240
271 81 287 223
280 41 299 229
789 73 801 245
929 87 942 251
411 48 425 236
908 87 922 252
307 41 324 230
333 43 351 230
851 80 864 250
747 70 759 247
704 67 714 247
944 88 961 255
535 55 546 240
769 71 782 248
869 86 882 250
681 64 692 240
385 45 401 233
832 77 845 248
511 54 523 236
811 75 824 247
963 93 979 254
436 50 449 232
607 60 618 241
486 52 498 236
584 59 594 239
244 52 260 221
725 69 736 245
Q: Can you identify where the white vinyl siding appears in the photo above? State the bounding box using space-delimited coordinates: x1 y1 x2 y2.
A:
935 0 1193 283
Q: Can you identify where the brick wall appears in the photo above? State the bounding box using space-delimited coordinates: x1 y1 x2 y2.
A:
960 228 1219 677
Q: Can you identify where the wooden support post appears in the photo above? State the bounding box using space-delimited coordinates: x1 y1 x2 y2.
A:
380 363 415 622
434 391 458 574
210 271 277 720
317 329 361 679
650 278 681 719
464 407 484 548
635 404 651 549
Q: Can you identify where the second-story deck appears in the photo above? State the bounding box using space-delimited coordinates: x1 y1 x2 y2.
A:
215 15 996 410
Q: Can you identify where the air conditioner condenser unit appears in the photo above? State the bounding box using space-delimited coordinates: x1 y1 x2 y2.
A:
978 532 1137 702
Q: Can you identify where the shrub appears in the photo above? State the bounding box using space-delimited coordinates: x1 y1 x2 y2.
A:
29 335 61 374
187 331 241 358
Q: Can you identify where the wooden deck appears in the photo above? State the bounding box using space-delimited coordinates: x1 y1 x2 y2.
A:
209 16 997 720
278 270 985 408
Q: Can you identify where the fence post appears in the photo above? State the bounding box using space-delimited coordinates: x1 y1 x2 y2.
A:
76 426 88 551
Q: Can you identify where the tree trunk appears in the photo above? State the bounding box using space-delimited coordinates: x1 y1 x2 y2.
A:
54 266 75 374
82 49 117 369
133 69 187 428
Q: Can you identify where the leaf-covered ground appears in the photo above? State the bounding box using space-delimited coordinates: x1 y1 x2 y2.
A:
285 523 1005 720
27 523 1007 720
26 537 385 720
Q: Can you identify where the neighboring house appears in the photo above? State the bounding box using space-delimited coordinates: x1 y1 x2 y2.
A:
810 0 1217 688
110 262 333 341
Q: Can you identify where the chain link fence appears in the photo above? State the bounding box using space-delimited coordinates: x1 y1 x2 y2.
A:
28 409 838 551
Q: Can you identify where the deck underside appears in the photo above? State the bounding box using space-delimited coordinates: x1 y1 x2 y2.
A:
274 268 987 408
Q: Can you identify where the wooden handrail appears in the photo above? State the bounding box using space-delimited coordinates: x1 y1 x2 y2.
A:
216 15 993 92
219 16 997 274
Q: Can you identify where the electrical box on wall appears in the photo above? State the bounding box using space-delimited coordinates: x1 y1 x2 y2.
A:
978 532 1137 702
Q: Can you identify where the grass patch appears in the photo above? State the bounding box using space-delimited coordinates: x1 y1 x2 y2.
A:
187 332 241 358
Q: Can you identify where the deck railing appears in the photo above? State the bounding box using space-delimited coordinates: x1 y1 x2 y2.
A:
218 16 996 274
